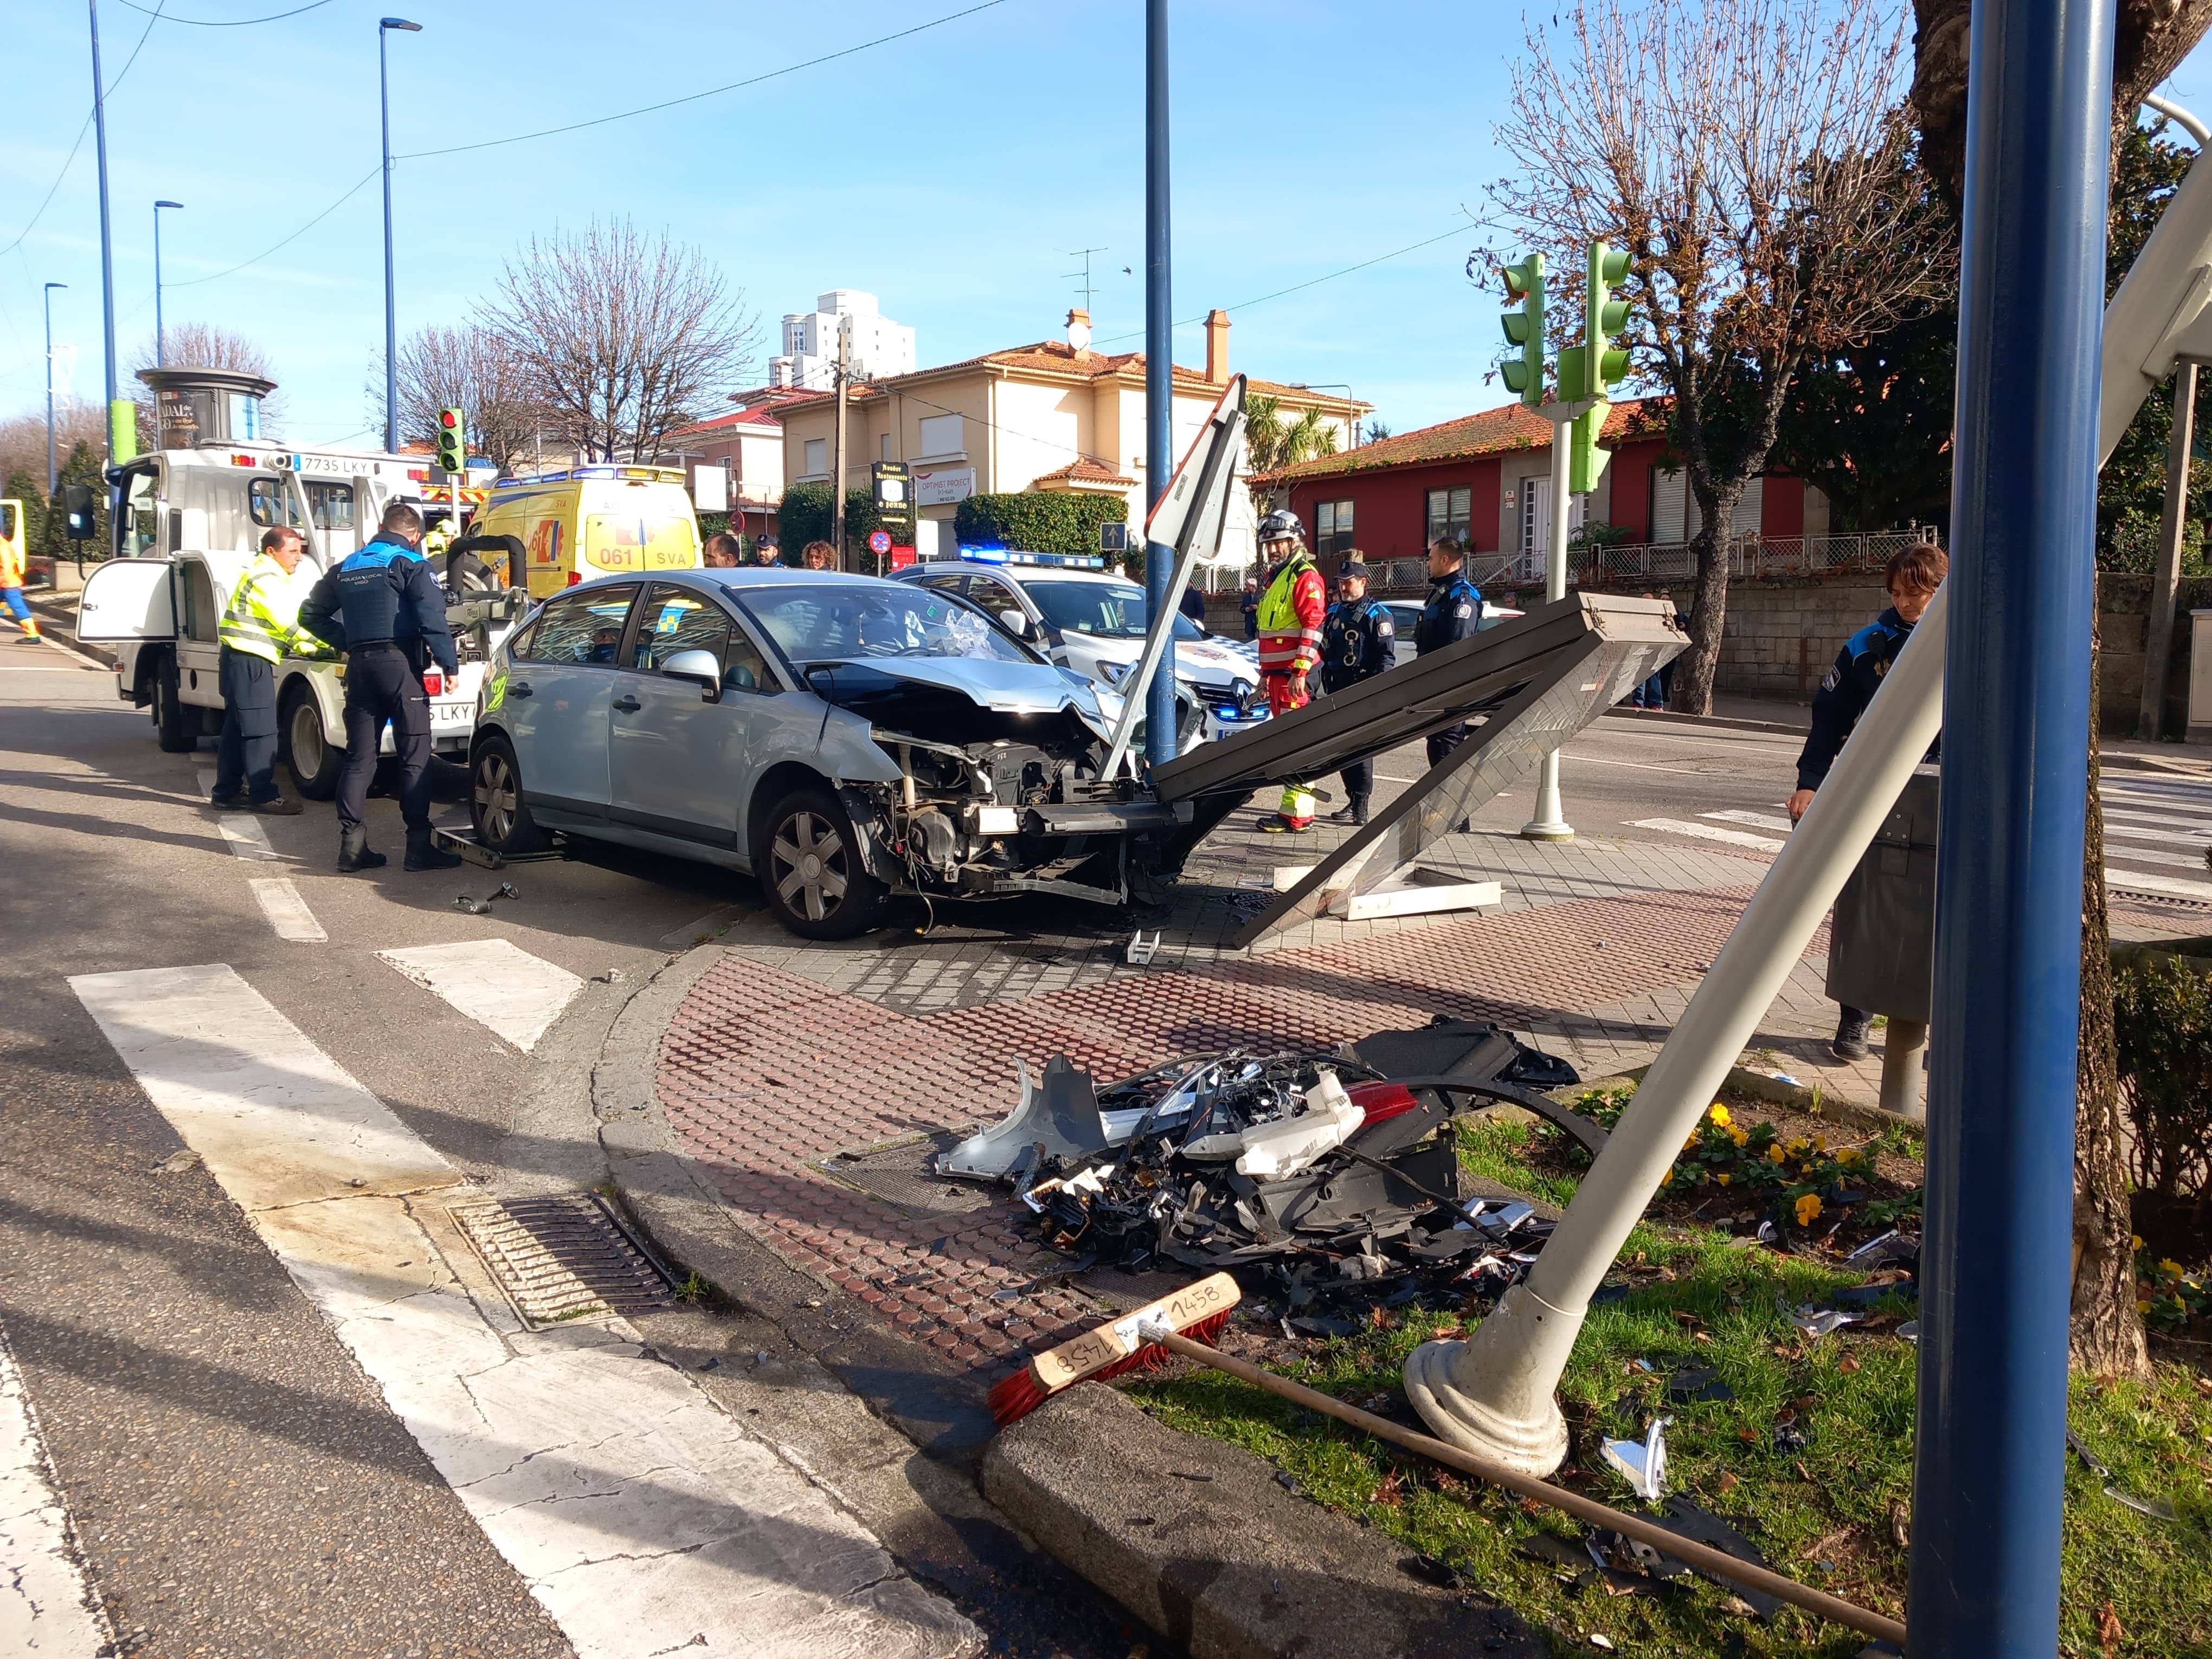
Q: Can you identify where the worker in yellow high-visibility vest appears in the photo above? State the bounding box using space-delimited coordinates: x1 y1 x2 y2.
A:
211 526 313 814
0 499 38 643
1253 509 1327 830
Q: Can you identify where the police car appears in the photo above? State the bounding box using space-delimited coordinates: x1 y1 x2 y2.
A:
893 551 1267 740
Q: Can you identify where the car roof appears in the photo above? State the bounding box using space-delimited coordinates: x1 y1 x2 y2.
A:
898 559 1130 586
570 567 917 596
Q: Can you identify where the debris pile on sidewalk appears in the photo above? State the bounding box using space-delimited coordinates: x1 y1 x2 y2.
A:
936 1018 1591 1328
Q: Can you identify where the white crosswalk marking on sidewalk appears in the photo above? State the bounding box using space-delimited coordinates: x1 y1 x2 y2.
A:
0 1326 112 1657
1631 817 1786 853
1703 809 1793 832
2105 868 2212 902
215 813 280 861
68 963 980 1659
378 938 583 1052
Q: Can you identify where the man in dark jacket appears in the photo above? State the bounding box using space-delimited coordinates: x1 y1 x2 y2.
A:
1319 554 1394 824
1789 542 1949 1058
299 501 461 873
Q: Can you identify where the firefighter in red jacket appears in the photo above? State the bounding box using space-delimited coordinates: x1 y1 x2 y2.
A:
1254 509 1328 831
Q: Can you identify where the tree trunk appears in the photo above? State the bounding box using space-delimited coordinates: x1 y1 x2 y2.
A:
2072 613 2152 1377
1674 529 1730 716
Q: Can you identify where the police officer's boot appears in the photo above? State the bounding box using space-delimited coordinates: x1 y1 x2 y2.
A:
338 825 387 872
1328 794 1369 826
404 827 464 872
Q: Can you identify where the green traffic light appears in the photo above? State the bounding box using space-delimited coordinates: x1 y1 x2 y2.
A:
1499 252 1546 408
1585 241 1631 396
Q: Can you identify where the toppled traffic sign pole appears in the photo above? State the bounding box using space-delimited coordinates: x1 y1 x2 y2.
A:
1148 593 1687 944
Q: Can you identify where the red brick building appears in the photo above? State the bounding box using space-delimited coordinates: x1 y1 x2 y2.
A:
1259 397 1827 588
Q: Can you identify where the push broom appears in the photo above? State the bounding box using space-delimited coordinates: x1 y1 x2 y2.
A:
991 1275 1905 1647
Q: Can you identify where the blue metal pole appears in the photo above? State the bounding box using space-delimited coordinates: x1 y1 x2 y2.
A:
1142 0 1176 766
381 24 397 454
88 1 118 429
1910 0 2113 1652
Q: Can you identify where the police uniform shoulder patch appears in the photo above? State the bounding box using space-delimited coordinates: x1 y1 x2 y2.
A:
1455 602 1473 618
1375 618 1393 634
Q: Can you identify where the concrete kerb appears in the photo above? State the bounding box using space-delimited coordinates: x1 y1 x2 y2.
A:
1580 1061 1919 1139
596 943 1558 1659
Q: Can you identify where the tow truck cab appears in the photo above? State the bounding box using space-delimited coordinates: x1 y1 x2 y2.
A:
79 366 518 797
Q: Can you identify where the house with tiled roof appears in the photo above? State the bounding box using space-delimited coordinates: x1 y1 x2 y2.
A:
661 388 808 544
774 307 1369 555
1259 396 1830 586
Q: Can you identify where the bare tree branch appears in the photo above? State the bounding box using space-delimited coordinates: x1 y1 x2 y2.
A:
373 323 549 471
478 219 760 464
1483 0 1952 712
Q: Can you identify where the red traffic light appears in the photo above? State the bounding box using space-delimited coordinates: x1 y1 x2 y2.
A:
440 409 460 429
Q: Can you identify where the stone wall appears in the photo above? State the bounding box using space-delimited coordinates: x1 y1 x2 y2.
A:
1708 571 2212 737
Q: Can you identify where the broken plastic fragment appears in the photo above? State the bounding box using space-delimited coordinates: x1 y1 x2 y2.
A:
1235 1069 1366 1178
938 1054 1111 1178
1599 1414 1670 1501
1782 1295 1857 1338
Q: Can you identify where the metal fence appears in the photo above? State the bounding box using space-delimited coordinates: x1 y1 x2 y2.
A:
1566 528 1942 589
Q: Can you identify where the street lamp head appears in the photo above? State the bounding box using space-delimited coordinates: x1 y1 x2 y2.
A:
46 281 67 292
155 199 183 210
380 16 421 29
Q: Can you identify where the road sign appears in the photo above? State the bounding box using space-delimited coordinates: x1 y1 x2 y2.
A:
1100 520 1130 552
867 529 892 555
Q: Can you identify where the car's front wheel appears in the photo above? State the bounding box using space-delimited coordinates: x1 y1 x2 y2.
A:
470 734 550 856
761 788 886 940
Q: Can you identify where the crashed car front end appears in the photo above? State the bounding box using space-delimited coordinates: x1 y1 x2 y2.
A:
804 654 1192 908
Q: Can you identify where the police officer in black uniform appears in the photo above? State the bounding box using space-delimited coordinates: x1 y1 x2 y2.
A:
1319 553 1394 825
1414 536 1483 763
299 500 462 873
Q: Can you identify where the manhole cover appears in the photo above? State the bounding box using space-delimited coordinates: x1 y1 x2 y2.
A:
449 1194 673 1328
812 1131 1002 1221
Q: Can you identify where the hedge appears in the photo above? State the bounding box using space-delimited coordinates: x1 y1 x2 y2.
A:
778 482 891 566
953 491 1128 558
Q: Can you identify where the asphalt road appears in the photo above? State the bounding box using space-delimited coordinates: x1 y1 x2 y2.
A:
0 628 1811 1657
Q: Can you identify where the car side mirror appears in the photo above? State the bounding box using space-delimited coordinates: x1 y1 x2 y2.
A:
998 608 1030 638
661 647 723 703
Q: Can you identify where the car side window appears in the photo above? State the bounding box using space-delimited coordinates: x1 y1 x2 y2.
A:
968 576 1021 618
515 586 639 666
631 584 731 673
721 626 774 695
920 571 966 594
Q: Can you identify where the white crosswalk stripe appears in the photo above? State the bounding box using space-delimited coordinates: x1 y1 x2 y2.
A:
250 877 327 942
68 963 979 1659
1631 817 1786 853
378 938 583 1052
1627 769 2212 901
0 1327 112 1657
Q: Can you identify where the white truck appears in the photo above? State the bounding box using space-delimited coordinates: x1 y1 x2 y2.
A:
78 415 525 798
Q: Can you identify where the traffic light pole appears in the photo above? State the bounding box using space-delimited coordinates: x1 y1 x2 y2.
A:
1521 397 1593 843
1142 0 1176 766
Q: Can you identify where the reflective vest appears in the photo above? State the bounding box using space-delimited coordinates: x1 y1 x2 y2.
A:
1256 552 1325 676
218 553 310 664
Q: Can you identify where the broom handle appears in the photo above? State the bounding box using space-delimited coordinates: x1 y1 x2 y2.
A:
1149 1329 1906 1645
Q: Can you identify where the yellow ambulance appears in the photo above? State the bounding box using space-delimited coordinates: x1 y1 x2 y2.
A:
465 464 702 599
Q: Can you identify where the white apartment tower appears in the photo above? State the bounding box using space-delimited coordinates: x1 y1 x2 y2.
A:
768 290 917 390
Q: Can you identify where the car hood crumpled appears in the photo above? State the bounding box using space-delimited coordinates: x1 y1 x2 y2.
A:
825 656 1113 730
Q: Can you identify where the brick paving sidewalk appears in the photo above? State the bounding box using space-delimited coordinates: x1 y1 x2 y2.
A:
651 805 2212 1381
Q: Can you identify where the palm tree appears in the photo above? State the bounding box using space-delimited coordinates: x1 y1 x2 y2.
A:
1246 395 1340 506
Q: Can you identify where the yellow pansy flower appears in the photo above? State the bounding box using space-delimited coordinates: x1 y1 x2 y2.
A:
1795 1193 1824 1227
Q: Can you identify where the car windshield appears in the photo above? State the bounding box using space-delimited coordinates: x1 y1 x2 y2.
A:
738 583 1033 665
1025 578 1201 641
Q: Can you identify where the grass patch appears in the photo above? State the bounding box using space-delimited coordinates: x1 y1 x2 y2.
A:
1130 1102 2212 1656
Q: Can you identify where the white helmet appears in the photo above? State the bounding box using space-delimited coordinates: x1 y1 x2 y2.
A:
1258 509 1305 545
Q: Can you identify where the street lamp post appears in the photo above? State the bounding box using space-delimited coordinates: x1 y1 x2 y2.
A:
153 201 183 369
379 16 422 456
88 0 125 473
1143 0 1176 766
44 283 68 496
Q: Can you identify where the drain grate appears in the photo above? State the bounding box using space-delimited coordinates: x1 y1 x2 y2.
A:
449 1194 673 1328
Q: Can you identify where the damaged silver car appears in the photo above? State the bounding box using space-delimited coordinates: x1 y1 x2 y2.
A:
466 568 1195 937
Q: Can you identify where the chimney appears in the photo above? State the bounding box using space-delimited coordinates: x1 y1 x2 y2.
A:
1066 307 1092 356
1204 308 1231 384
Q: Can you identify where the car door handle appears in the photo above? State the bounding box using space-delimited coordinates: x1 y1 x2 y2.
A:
612 694 642 712
508 680 534 697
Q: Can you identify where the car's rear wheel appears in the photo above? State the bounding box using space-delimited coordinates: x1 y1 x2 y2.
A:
761 788 886 940
470 735 549 856
280 684 341 800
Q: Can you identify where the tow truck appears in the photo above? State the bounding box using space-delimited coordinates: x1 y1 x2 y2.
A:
76 367 529 796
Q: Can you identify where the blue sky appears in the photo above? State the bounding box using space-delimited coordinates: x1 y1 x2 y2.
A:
5 2 2210 451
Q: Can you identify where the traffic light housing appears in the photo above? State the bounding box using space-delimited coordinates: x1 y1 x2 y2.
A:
1568 403 1610 495
61 483 97 541
1585 240 1631 397
435 407 466 475
1499 254 1545 407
